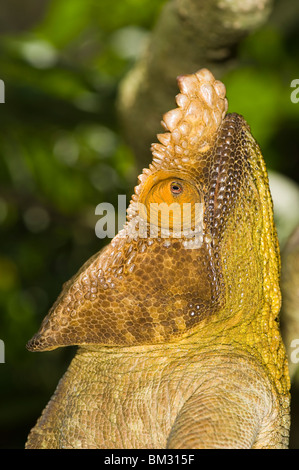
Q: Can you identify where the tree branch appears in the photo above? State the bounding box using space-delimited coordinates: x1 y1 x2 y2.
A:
117 0 273 171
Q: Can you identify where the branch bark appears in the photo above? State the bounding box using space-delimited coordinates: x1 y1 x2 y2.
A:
117 0 273 171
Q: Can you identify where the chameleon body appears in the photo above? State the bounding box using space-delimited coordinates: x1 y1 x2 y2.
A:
26 69 290 449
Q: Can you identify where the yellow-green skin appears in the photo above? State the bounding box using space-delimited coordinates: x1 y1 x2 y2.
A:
25 69 290 449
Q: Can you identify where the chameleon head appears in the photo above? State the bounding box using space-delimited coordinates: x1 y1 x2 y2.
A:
26 69 281 353
126 69 229 248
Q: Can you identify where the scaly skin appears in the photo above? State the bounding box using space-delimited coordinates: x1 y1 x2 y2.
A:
25 69 290 449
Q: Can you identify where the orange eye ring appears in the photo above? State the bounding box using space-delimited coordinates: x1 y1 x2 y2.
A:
138 174 204 232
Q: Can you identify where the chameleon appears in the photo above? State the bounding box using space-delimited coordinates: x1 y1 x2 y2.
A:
25 68 290 449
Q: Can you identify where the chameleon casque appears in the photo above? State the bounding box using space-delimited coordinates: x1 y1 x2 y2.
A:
25 69 290 449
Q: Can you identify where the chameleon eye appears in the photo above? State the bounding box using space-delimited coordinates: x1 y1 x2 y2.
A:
170 181 183 195
138 174 203 232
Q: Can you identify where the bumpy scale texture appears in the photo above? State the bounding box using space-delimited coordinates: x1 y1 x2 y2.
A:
25 69 290 449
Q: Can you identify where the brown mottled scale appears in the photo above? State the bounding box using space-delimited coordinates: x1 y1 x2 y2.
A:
26 69 290 449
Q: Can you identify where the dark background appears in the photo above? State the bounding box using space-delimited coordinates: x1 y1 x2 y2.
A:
0 0 299 448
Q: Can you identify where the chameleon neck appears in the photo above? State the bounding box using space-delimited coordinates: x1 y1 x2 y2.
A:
25 343 288 449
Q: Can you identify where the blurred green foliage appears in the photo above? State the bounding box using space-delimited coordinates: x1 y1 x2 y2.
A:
224 15 299 249
225 25 299 168
0 0 165 448
0 0 299 449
